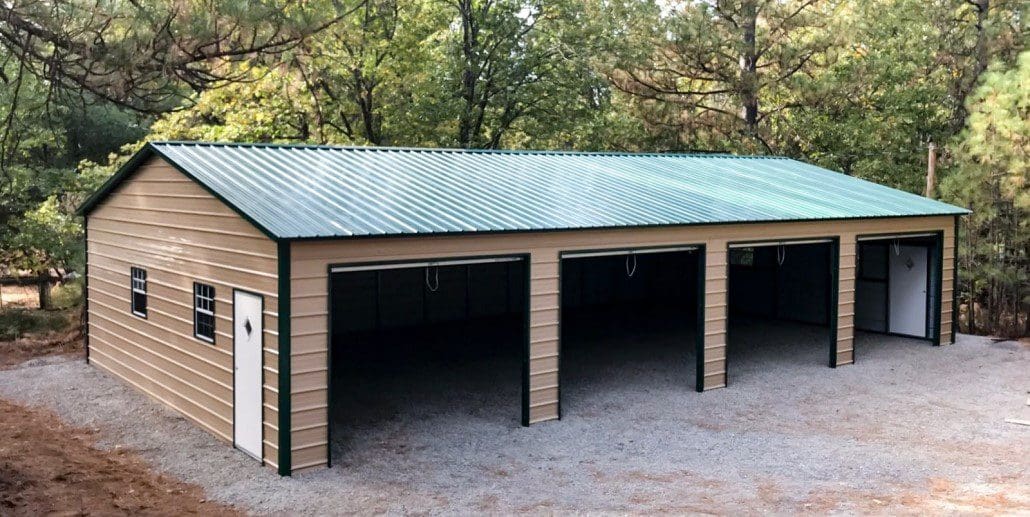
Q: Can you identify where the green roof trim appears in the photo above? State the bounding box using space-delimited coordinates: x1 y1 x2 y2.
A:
78 141 969 240
76 144 281 240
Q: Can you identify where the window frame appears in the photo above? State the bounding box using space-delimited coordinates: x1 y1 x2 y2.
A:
858 244 889 282
193 282 216 343
729 247 756 268
130 267 147 318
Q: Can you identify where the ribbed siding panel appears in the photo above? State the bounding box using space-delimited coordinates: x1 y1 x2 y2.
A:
86 157 279 470
941 226 956 344
704 246 729 389
141 142 968 240
835 234 858 366
529 251 560 422
287 214 956 474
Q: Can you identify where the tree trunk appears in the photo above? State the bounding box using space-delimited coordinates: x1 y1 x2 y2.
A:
353 68 381 145
38 278 51 310
967 279 975 334
457 0 480 148
950 0 990 133
738 1 759 140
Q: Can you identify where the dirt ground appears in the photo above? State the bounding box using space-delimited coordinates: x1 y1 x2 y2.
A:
0 285 38 309
1 326 237 515
0 397 238 516
0 319 1027 515
0 327 81 369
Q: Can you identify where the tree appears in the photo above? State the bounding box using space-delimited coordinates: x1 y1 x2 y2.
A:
939 0 1026 133
781 0 953 191
610 0 837 153
146 65 322 143
429 0 608 149
0 48 144 276
0 0 352 278
0 0 352 114
294 0 443 145
940 51 1028 337
138 0 620 150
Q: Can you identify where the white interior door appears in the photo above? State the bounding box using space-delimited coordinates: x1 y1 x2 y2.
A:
889 245 928 337
234 290 263 460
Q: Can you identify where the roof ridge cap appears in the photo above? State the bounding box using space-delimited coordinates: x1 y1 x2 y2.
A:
149 140 785 159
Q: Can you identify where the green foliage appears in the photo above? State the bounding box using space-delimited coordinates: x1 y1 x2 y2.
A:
0 47 146 275
783 0 953 191
946 53 1029 211
7 197 84 273
50 279 83 311
607 0 839 153
0 0 1026 333
940 52 1028 336
149 66 323 143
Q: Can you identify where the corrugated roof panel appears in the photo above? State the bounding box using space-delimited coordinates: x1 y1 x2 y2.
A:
128 142 967 239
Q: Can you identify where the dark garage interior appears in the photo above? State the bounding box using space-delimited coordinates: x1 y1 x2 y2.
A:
727 242 835 382
327 259 527 462
560 248 701 413
855 234 941 346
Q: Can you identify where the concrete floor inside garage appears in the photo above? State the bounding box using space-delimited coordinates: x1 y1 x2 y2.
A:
326 310 884 466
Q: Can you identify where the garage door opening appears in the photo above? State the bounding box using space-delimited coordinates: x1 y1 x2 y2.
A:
727 240 838 382
854 233 942 346
560 246 703 414
327 256 528 466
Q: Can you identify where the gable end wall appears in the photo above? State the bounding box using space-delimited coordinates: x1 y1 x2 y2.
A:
85 156 281 470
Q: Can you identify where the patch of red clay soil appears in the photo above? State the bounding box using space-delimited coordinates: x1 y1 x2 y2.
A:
798 476 1029 515
0 398 239 516
0 330 82 369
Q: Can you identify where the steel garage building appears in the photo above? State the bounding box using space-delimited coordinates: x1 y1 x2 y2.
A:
77 141 967 475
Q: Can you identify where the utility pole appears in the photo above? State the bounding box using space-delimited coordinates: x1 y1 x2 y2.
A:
925 142 937 198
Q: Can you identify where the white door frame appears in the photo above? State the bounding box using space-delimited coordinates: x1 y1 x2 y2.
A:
233 289 263 461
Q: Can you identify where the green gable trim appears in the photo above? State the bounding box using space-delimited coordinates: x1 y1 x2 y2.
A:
75 143 279 241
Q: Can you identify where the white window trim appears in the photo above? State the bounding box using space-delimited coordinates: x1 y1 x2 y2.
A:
193 283 216 343
131 267 147 317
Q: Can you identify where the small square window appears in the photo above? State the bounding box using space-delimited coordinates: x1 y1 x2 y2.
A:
729 248 755 267
130 267 147 317
194 283 216 343
858 244 888 281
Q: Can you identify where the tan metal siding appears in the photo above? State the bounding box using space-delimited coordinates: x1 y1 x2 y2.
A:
529 250 560 422
85 156 280 469
837 237 858 366
288 215 955 472
704 246 729 389
941 225 956 343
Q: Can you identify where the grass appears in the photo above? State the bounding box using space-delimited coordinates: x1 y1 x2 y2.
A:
0 309 75 341
0 279 82 341
50 279 83 310
0 278 81 342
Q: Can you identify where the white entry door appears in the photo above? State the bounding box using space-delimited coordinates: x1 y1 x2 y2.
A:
234 290 263 460
889 245 928 337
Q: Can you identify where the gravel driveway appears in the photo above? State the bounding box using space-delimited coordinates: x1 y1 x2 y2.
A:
1 330 1027 514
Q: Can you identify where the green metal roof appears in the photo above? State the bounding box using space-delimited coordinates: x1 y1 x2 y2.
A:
78 141 968 240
